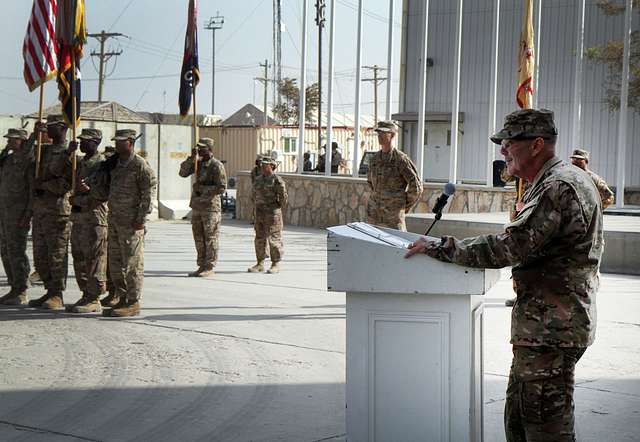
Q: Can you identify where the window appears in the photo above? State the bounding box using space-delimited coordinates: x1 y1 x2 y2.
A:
283 137 297 154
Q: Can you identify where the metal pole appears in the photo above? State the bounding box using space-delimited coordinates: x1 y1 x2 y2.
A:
616 0 633 208
352 0 364 177
326 0 336 177
373 65 378 124
98 31 105 102
571 0 585 151
449 0 463 184
212 27 216 115
385 0 395 120
416 0 430 181
263 59 269 126
533 0 542 108
486 0 500 186
297 0 309 174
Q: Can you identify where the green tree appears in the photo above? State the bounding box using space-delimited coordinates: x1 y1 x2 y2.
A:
585 0 640 112
272 78 320 124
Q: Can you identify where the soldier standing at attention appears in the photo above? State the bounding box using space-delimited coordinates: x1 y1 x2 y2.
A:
28 115 72 310
248 157 287 274
366 120 422 231
570 148 615 209
56 128 108 313
88 129 156 317
179 137 227 278
0 129 34 306
406 109 603 441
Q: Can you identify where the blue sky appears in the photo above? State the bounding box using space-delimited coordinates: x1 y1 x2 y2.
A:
0 0 403 119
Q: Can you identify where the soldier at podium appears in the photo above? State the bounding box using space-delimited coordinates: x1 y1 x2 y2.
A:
405 109 603 442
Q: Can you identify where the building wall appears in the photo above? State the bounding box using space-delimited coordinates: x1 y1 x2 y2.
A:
401 0 640 187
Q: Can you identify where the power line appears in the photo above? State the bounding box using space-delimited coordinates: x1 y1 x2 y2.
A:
88 31 126 102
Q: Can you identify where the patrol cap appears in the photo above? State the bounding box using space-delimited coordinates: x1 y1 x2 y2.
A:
374 120 398 133
3 128 28 140
196 137 214 150
260 157 278 167
570 148 589 162
111 129 137 141
104 145 115 152
77 128 103 140
46 114 68 127
490 108 558 144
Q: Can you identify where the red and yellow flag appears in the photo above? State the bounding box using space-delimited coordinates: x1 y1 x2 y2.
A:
56 0 86 128
516 0 534 109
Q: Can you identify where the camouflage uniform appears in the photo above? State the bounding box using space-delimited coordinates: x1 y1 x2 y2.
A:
32 117 72 300
0 129 34 299
92 130 157 304
252 159 287 268
570 149 614 210
179 138 227 273
55 129 108 303
367 121 422 231
424 110 603 441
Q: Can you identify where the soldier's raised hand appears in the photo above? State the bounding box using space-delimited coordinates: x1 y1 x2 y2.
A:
77 178 90 193
67 140 78 154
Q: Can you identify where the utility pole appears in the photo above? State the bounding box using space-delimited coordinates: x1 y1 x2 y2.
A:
273 0 283 111
255 60 271 126
88 31 125 102
205 12 224 115
315 0 326 152
362 65 387 124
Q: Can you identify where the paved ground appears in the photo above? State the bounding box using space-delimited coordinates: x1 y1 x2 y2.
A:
0 219 638 441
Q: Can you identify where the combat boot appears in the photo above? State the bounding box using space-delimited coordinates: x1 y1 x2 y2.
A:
266 262 280 274
66 293 89 312
73 297 102 314
0 289 15 303
0 291 28 306
247 261 264 273
102 297 127 317
28 292 51 308
109 299 140 317
100 292 120 308
41 294 64 310
197 267 215 278
188 267 204 277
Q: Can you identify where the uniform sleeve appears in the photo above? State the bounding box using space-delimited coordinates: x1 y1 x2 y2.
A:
199 162 227 197
275 177 288 208
41 151 72 195
87 167 111 202
366 159 374 191
22 158 36 221
179 156 195 177
401 156 423 211
136 163 158 225
424 182 576 269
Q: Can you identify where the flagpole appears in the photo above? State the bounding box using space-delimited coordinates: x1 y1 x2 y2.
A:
35 83 45 179
71 53 77 192
192 74 199 175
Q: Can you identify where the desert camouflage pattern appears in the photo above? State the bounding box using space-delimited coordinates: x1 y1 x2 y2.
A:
504 345 585 441
32 142 73 293
107 154 156 226
424 157 603 348
179 156 227 269
366 147 422 231
62 152 109 298
253 173 287 263
0 140 34 292
490 108 558 144
586 169 614 210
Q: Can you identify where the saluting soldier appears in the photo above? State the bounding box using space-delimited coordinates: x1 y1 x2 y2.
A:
248 157 287 274
179 137 227 277
87 129 156 317
54 128 108 313
570 148 615 210
28 115 72 310
406 109 603 441
0 128 34 306
366 120 422 231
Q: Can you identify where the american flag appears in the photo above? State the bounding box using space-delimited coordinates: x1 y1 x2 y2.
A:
23 0 59 92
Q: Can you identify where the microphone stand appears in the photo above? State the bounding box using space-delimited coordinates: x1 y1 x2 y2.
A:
424 211 443 237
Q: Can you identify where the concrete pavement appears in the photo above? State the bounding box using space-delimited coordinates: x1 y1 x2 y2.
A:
0 219 638 441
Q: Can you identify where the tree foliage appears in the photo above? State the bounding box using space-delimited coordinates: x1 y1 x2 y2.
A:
271 78 320 125
585 0 640 112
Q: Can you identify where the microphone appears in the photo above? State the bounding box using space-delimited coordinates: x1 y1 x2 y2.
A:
432 183 456 218
424 183 456 236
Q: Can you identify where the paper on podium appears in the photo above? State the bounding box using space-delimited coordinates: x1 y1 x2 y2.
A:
346 222 413 249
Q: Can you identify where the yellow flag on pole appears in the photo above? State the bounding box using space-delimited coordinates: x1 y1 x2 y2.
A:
516 0 534 109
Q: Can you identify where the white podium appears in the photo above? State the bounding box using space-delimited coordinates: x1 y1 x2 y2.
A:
327 223 500 442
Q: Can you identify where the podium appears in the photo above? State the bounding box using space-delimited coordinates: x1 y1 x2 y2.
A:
327 223 500 442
